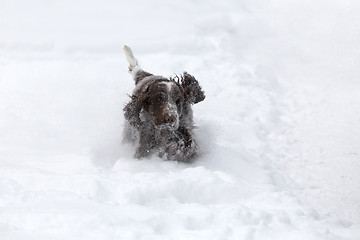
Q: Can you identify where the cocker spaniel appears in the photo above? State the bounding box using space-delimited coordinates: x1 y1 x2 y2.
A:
122 46 205 162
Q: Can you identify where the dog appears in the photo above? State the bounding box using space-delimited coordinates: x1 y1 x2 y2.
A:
122 46 205 162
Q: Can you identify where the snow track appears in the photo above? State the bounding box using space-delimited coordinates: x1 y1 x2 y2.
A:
1 0 359 239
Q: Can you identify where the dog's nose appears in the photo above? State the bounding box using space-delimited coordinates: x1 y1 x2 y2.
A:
164 115 176 123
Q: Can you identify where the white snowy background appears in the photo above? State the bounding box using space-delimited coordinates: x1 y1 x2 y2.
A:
1 0 360 239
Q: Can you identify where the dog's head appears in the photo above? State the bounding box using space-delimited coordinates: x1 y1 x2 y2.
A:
144 79 183 130
128 78 182 130
125 73 205 131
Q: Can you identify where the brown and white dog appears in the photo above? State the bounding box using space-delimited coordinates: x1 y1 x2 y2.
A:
122 46 205 162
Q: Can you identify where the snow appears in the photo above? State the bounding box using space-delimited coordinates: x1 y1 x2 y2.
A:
1 0 360 239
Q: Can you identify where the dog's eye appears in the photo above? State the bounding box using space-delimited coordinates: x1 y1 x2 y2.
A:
157 93 166 103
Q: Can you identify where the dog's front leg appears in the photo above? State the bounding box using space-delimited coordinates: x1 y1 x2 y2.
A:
134 131 154 159
177 126 198 161
159 127 198 162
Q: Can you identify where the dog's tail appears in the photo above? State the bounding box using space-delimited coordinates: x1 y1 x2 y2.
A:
123 45 153 84
123 45 140 75
124 45 138 70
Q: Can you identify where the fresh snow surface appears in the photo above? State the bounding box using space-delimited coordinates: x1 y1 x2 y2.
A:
1 0 360 239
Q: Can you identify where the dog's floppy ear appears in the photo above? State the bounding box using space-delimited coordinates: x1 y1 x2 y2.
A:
123 95 143 129
123 85 150 129
181 72 205 104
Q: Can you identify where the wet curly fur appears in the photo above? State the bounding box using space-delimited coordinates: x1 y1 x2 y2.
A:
122 46 205 162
